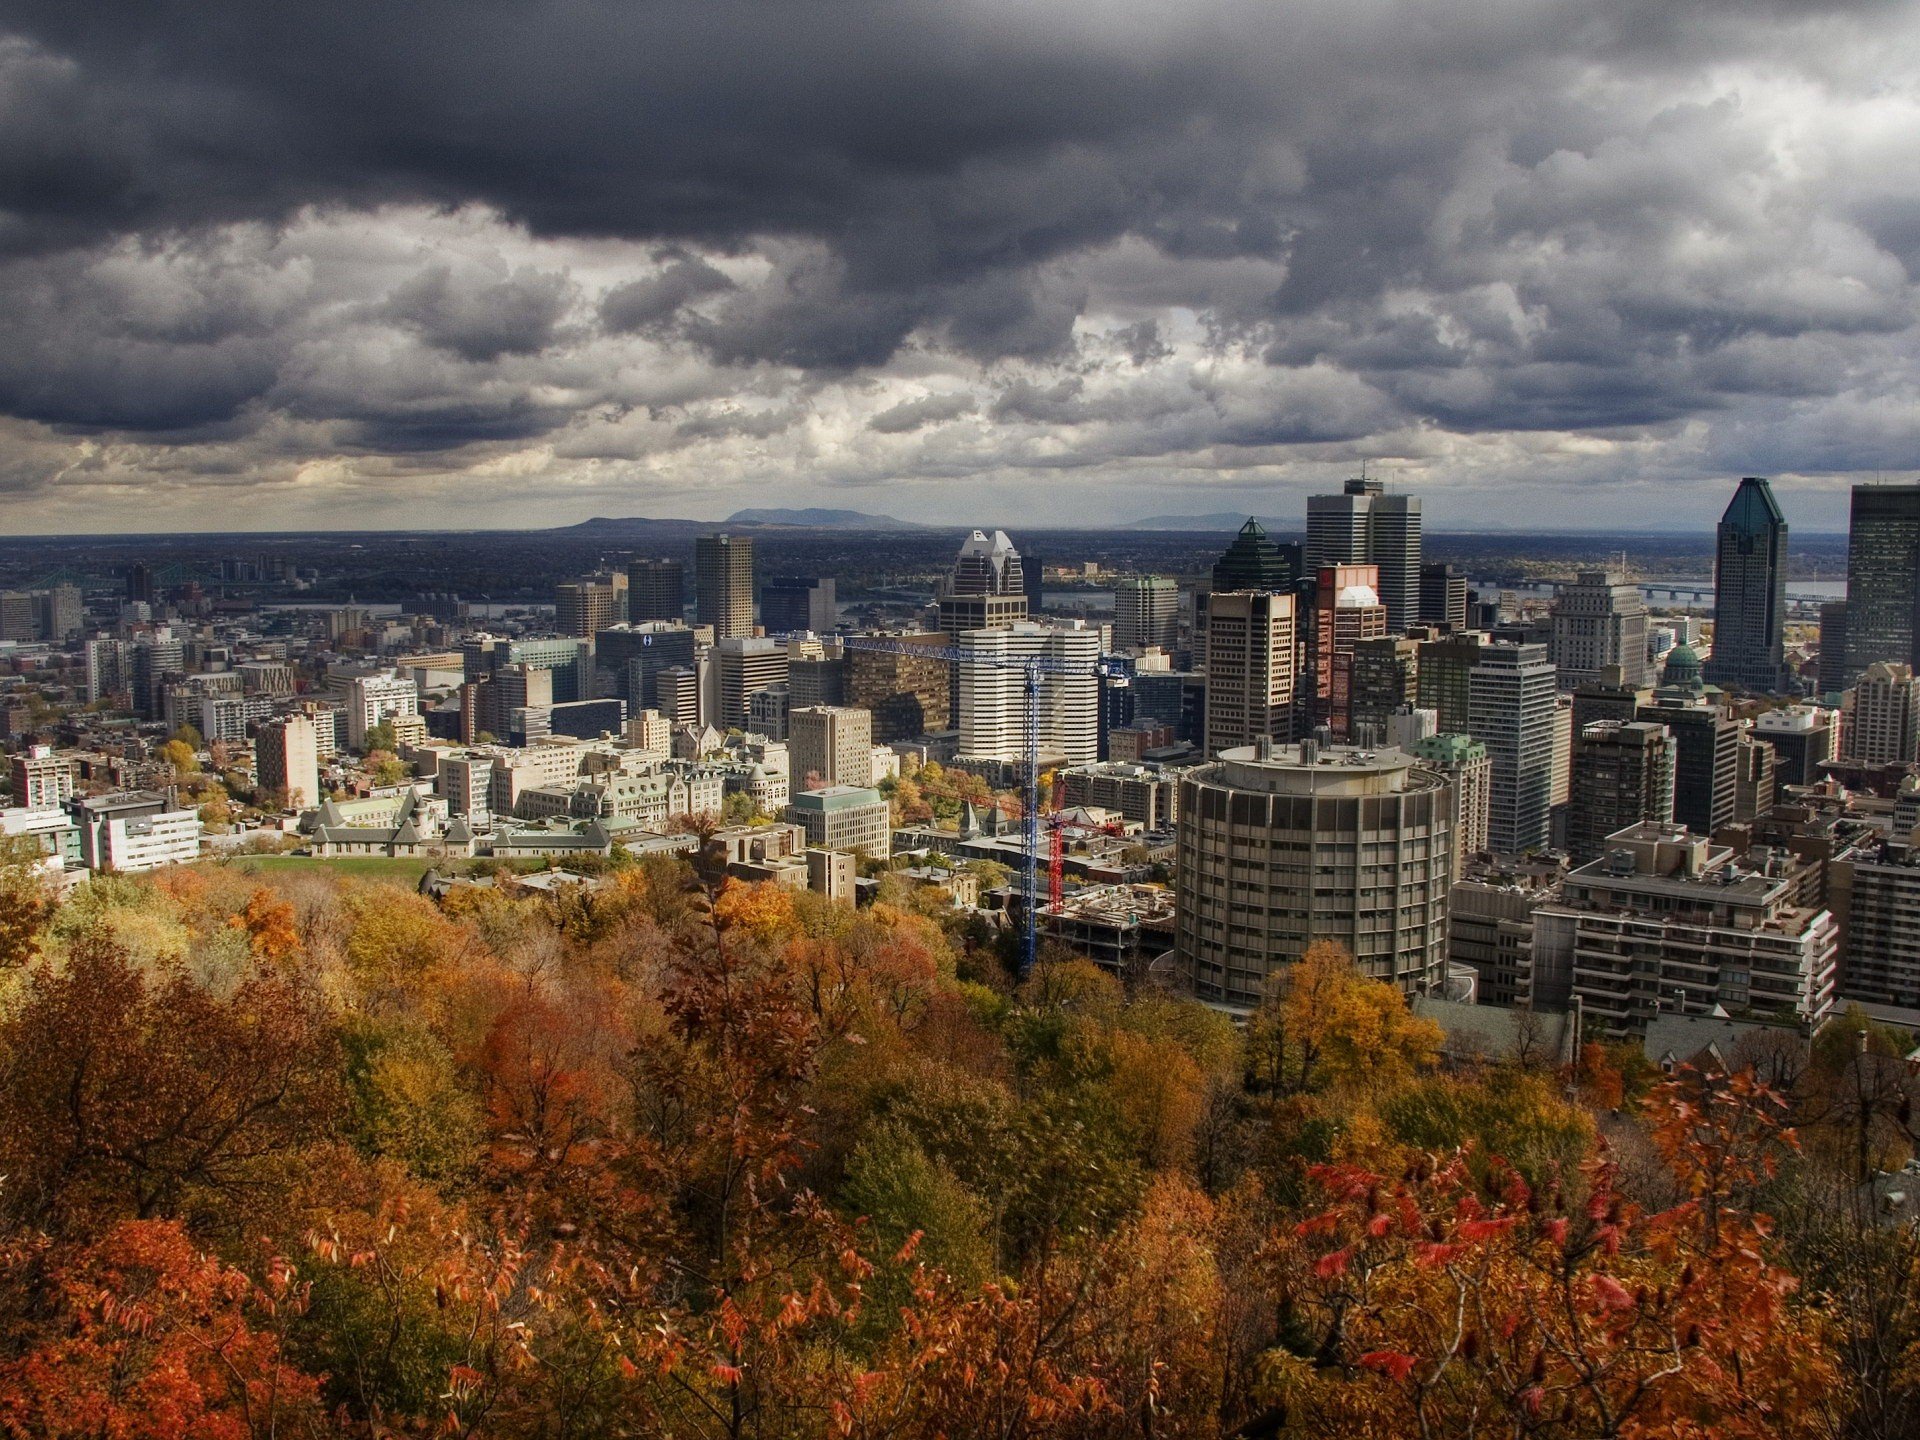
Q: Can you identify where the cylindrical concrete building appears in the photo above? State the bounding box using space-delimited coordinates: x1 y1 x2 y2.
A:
1176 741 1454 1009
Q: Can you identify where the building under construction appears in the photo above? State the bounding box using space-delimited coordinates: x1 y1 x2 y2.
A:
1037 883 1176 979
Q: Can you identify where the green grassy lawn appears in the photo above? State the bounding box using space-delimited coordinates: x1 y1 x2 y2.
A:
224 854 438 884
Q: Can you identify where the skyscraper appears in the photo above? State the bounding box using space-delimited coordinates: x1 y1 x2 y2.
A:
1418 562 1469 631
1549 571 1649 689
1844 483 1920 684
1844 662 1920 766
940 530 1028 637
1703 476 1790 693
1309 565 1389 736
955 622 1101 768
554 579 616 638
1203 591 1296 755
1113 575 1179 651
1567 720 1675 863
1306 477 1422 632
626 558 685 622
255 714 321 811
1211 519 1301 592
789 705 875 789
760 576 837 634
1468 641 1559 854
696 533 755 639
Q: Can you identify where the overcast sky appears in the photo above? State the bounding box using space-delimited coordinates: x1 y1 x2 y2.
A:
3 0 1918 535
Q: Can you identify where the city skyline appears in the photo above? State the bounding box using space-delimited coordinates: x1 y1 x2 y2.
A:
3 5 1920 535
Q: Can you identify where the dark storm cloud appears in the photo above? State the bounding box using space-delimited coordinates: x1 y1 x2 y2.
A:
0 0 1917 528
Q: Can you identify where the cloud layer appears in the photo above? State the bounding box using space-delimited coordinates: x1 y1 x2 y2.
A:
2 1 1918 532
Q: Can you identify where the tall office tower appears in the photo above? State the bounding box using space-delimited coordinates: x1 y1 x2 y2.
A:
1844 483 1920 683
1416 631 1481 734
1411 732 1491 875
1468 641 1559 854
1636 692 1739 837
129 636 186 721
627 558 685 622
1570 665 1649 733
84 637 128 704
951 528 1025 596
789 653 848 709
760 576 837 635
941 530 1029 637
595 622 696 705
1306 477 1422 633
696 533 755 639
1550 571 1649 689
1703 476 1789 693
36 584 82 642
1310 565 1388 737
1203 591 1296 756
1733 733 1776 823
1844 661 1920 765
1534 823 1837 1038
1114 576 1179 651
1753 705 1836 786
1419 562 1469 632
789 705 875 789
1567 721 1675 863
1817 601 1849 696
713 637 790 730
1176 742 1454 1006
124 564 155 604
1023 552 1046 618
255 714 321 811
846 634 952 740
554 579 617 638
1211 519 1301 592
955 622 1101 768
656 666 701 728
1349 635 1419 744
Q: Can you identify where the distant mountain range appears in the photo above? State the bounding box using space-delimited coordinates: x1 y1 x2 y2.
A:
723 507 926 530
548 508 925 534
1122 511 1300 532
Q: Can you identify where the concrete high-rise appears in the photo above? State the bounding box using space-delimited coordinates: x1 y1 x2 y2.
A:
554 580 617 638
1844 483 1920 683
1567 720 1675 863
955 622 1100 768
626 558 685 622
1311 565 1388 738
1114 576 1179 651
1176 741 1454 1007
1410 732 1491 875
1818 601 1849 696
255 714 321 811
1306 478 1422 633
789 705 875 790
696 533 755 639
1703 477 1790 693
1468 641 1558 854
10 746 77 812
1203 591 1296 756
1550 571 1649 689
760 576 836 635
1843 661 1920 766
713 637 790 730
1636 692 1739 837
1419 563 1468 632
1752 705 1836 787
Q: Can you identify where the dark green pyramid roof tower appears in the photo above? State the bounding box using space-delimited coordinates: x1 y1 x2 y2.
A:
1211 518 1301 592
1703 476 1790 694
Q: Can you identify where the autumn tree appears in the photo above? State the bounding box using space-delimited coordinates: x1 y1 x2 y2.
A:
0 1220 322 1439
1264 1070 1838 1439
0 934 340 1233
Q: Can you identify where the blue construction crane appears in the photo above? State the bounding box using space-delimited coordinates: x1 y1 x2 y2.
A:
771 631 1132 973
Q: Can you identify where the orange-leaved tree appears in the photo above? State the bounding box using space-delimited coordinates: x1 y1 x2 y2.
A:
1261 1068 1837 1438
